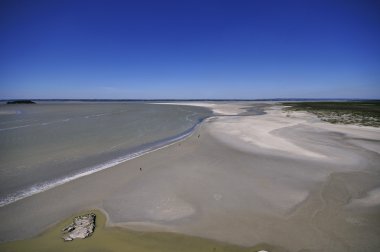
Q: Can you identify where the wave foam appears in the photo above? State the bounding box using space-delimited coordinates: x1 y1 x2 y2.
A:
0 124 197 207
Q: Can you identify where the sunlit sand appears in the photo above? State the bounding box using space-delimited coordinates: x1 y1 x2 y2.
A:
1 102 379 251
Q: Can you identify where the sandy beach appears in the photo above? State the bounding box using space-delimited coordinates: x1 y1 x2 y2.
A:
0 102 379 251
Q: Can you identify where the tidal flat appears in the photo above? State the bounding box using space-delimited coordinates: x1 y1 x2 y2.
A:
0 102 211 206
0 209 282 252
0 102 379 251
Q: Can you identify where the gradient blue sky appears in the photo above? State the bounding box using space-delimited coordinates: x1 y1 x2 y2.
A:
1 0 379 99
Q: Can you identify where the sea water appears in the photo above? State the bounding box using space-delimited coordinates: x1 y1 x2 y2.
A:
0 102 211 206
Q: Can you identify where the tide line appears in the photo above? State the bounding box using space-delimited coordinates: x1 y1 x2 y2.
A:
0 121 201 207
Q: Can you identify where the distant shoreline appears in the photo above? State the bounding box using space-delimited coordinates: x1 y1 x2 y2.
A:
1 98 379 104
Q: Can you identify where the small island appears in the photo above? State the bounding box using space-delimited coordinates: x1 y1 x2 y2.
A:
7 100 36 104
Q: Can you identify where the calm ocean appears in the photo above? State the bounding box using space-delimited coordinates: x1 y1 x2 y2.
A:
0 102 211 206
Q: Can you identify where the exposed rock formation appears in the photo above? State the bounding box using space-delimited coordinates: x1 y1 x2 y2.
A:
62 213 96 241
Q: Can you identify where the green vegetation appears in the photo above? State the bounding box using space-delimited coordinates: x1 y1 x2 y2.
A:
283 101 380 127
0 210 285 252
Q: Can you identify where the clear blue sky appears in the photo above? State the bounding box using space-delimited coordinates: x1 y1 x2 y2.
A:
1 0 379 99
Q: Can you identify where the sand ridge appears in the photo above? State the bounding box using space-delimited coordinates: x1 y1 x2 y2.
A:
209 106 327 159
149 102 248 115
0 102 379 251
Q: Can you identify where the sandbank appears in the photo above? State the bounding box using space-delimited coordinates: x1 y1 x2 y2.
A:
0 102 379 251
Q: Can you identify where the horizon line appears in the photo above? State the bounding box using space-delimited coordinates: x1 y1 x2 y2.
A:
2 98 380 102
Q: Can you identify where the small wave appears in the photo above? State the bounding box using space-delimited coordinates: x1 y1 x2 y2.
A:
84 113 107 119
41 119 71 126
0 110 21 116
0 119 26 125
0 150 146 207
0 121 199 207
0 124 33 131
0 118 72 131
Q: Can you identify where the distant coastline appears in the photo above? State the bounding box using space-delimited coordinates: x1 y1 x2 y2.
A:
1 98 379 104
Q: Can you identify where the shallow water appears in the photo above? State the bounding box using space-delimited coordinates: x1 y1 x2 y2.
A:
0 209 284 252
0 102 211 206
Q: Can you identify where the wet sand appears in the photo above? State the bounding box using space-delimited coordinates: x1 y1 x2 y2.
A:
0 103 379 251
1 209 284 252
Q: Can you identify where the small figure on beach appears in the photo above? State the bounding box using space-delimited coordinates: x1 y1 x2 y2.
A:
198 134 200 138
139 167 142 171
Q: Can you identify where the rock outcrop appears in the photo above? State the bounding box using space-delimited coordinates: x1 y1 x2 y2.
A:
62 213 96 241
